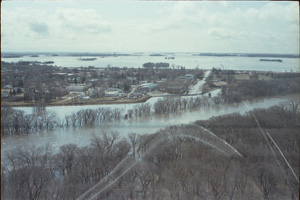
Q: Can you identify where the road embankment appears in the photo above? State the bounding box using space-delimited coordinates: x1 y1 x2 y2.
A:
1 95 152 107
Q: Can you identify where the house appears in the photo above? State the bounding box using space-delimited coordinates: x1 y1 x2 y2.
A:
105 91 119 97
104 88 123 97
139 81 147 85
79 94 90 101
140 83 158 92
184 74 196 80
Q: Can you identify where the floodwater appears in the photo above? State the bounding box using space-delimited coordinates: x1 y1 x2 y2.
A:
1 96 288 159
2 54 299 72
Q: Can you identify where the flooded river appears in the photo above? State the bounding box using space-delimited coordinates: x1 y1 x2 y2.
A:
2 54 299 72
1 96 288 159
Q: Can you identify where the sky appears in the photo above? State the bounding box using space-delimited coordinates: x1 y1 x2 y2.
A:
1 1 299 54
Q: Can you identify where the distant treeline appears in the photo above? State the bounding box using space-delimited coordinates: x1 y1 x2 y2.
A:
1 54 23 58
143 62 170 68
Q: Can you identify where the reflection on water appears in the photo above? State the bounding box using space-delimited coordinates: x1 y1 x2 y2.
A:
1 96 287 157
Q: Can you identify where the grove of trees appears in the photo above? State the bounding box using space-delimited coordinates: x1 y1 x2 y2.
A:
221 78 300 104
1 94 218 137
2 105 299 199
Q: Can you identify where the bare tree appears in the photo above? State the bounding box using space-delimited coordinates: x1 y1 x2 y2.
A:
52 144 78 180
4 146 53 200
41 110 58 130
252 165 279 200
286 96 300 113
136 163 157 200
128 132 139 158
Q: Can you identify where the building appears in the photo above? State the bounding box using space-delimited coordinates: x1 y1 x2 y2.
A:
185 74 195 79
104 88 123 97
140 83 158 92
139 81 147 85
79 94 90 101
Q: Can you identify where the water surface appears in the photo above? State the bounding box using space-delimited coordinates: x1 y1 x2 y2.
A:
2 54 299 72
1 96 287 157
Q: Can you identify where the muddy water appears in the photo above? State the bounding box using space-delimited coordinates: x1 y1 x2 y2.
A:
1 96 287 160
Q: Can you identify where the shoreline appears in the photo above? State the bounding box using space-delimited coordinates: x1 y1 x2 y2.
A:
1 95 152 107
2 90 298 108
0 89 220 108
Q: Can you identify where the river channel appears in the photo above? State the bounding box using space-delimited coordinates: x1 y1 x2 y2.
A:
1 96 288 160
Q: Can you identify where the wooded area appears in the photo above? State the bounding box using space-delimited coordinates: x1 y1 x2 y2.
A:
2 104 299 199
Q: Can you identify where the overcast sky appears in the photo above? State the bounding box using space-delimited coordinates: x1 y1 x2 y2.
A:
1 1 299 54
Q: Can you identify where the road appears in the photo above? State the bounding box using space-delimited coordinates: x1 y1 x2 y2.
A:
189 70 211 95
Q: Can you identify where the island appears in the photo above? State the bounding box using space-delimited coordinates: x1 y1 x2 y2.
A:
259 59 283 62
43 61 54 64
78 57 97 61
165 56 175 59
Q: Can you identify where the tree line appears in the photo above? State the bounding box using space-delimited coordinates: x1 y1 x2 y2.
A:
65 107 123 128
1 106 59 137
2 105 299 199
154 96 212 115
143 62 170 68
1 95 217 137
220 77 300 104
3 94 299 137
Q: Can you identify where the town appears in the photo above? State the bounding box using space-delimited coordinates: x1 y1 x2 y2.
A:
1 60 206 106
2 60 300 107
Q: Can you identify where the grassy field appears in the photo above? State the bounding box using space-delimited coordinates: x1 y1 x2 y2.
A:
234 74 272 81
